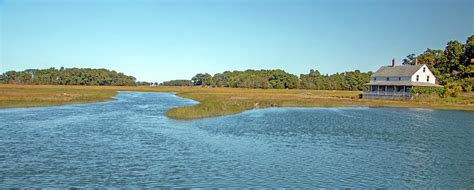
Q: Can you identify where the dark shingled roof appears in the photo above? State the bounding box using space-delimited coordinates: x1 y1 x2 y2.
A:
372 65 423 77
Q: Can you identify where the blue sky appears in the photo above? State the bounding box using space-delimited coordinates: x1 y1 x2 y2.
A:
1 0 473 82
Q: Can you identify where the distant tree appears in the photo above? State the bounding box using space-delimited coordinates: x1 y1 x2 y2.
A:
189 69 370 91
161 80 193 86
212 73 225 87
0 68 136 86
402 53 417 65
192 73 212 86
300 69 371 91
136 81 151 86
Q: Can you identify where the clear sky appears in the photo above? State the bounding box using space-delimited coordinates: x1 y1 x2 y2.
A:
1 0 473 82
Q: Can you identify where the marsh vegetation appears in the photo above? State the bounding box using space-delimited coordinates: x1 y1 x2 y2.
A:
1 84 473 119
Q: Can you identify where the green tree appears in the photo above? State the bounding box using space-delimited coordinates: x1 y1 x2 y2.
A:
463 35 474 78
161 80 193 86
416 49 447 83
0 68 137 86
192 73 213 86
402 53 417 65
443 40 464 77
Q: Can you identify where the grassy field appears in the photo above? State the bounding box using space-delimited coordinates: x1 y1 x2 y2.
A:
0 84 473 119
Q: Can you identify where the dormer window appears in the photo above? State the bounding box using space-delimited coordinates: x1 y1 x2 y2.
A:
416 75 419 81
423 67 426 72
427 76 430 82
386 77 389 81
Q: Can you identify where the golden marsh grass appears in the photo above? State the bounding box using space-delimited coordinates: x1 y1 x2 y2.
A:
0 84 473 119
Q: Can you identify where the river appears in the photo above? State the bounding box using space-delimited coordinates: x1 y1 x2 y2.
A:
1 91 473 188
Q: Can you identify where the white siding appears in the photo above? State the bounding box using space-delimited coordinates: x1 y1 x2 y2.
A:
410 65 436 84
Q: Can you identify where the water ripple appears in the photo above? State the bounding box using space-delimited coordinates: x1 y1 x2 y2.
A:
1 91 473 188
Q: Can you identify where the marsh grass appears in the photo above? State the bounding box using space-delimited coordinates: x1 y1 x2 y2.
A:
0 85 117 108
0 84 472 119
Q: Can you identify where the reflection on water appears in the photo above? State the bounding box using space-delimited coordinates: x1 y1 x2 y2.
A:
0 92 473 188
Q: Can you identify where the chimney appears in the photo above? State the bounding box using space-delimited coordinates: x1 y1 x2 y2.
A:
415 57 418 65
392 58 395 67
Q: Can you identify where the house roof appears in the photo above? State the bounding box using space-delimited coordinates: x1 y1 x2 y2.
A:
364 81 442 87
372 65 423 77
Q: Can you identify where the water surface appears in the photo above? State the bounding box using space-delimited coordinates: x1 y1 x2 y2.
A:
1 92 473 188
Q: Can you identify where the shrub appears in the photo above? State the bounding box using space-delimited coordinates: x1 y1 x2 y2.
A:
444 83 462 97
460 78 473 92
465 85 472 92
410 86 445 97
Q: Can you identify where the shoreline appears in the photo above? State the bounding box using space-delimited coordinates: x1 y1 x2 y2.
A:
0 84 473 119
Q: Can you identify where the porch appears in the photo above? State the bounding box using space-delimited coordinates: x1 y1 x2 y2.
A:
363 85 412 99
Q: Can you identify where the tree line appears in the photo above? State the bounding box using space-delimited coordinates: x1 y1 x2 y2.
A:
0 67 136 86
168 35 473 91
2 35 471 91
402 35 473 91
185 69 372 91
161 80 194 86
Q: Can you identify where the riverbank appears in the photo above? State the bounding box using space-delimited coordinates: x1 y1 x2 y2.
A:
0 84 473 119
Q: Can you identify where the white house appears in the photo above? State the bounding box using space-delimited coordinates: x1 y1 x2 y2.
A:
363 59 441 99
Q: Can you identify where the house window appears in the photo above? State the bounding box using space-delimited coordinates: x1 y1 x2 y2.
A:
373 77 376 81
386 77 389 81
399 77 401 81
423 67 426 72
416 75 419 81
427 76 430 82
